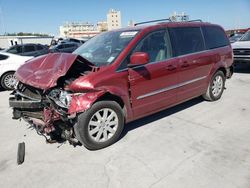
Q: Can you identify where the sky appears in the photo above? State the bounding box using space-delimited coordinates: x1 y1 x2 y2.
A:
0 0 249 36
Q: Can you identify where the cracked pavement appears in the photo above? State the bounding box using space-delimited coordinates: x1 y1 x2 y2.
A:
0 65 250 188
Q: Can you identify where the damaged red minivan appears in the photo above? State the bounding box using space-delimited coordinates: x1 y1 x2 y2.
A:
9 20 233 150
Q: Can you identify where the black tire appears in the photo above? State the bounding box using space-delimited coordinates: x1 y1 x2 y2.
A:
17 142 25 165
202 71 225 101
0 72 16 90
74 101 124 150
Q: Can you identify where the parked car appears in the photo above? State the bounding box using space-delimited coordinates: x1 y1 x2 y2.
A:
5 43 49 57
229 33 244 43
232 30 250 64
60 38 85 44
0 52 33 90
9 20 233 150
49 42 80 53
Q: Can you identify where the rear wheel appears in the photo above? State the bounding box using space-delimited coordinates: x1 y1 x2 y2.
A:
0 72 17 90
74 101 124 150
202 70 225 101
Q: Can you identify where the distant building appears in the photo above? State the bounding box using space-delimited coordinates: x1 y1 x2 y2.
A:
59 9 122 39
97 21 108 32
59 22 100 39
0 35 54 49
107 9 122 31
169 12 189 22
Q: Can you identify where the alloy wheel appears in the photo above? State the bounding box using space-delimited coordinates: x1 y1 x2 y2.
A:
88 108 119 142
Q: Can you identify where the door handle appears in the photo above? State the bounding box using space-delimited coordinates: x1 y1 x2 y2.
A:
166 65 177 71
181 61 190 68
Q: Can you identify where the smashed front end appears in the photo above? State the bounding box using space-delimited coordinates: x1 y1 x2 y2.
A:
9 53 100 145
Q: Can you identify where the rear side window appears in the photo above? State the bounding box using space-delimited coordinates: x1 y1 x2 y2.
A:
23 45 36 52
36 45 44 50
202 26 229 49
169 27 205 56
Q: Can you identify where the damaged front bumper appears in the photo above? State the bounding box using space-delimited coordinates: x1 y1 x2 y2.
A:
9 81 105 145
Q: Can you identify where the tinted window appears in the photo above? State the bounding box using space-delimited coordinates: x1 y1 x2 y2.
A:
7 46 22 54
202 26 229 49
169 27 205 56
133 30 172 63
65 44 76 48
0 54 8 60
23 45 36 52
36 45 44 50
57 45 64 49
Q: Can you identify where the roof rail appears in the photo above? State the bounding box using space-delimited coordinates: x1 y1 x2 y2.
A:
135 18 171 26
187 19 203 22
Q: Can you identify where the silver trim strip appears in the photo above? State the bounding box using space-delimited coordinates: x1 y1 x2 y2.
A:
137 76 207 100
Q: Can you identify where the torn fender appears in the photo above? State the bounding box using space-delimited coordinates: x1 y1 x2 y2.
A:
68 90 106 114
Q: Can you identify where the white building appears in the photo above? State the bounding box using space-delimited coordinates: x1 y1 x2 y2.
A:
107 9 122 31
59 22 100 39
97 21 108 32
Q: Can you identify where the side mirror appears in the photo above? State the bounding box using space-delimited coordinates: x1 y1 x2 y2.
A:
129 52 149 68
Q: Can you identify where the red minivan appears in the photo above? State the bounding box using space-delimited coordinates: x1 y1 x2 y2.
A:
9 20 233 150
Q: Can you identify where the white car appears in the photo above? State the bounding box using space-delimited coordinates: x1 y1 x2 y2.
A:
232 31 250 64
0 52 33 90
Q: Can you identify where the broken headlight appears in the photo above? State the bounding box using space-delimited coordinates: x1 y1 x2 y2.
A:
59 91 72 108
48 89 72 108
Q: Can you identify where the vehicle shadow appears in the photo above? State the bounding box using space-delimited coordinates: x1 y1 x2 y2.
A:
0 87 5 92
120 97 204 139
234 63 250 74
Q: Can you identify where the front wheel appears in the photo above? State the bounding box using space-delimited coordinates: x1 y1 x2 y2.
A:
0 72 17 90
74 101 124 150
202 70 225 101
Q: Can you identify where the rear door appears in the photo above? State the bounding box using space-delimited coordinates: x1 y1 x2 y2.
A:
22 45 37 56
169 27 212 102
128 29 178 118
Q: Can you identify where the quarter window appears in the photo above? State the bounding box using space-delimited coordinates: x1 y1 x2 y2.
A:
169 27 205 56
23 45 36 52
133 30 172 63
202 26 229 49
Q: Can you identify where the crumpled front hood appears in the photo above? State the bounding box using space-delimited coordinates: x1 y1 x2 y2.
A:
16 53 93 90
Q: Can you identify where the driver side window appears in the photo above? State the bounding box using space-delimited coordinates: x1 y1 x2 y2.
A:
133 30 171 63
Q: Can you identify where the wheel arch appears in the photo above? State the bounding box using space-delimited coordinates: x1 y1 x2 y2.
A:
0 70 16 80
0 70 16 88
94 92 127 120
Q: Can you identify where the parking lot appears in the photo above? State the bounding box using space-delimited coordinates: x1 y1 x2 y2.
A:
0 64 249 188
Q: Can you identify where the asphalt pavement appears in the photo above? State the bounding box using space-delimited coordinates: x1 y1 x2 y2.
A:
0 64 250 188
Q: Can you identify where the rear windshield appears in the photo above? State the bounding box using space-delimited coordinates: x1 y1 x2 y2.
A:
202 26 229 49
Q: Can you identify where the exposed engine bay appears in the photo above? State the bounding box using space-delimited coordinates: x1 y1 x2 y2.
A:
9 54 99 145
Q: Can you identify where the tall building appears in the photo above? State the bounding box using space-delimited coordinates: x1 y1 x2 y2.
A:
59 9 122 39
107 9 122 31
59 22 100 39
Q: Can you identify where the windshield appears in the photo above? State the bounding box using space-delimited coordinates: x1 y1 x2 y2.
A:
73 30 139 67
240 31 250 41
